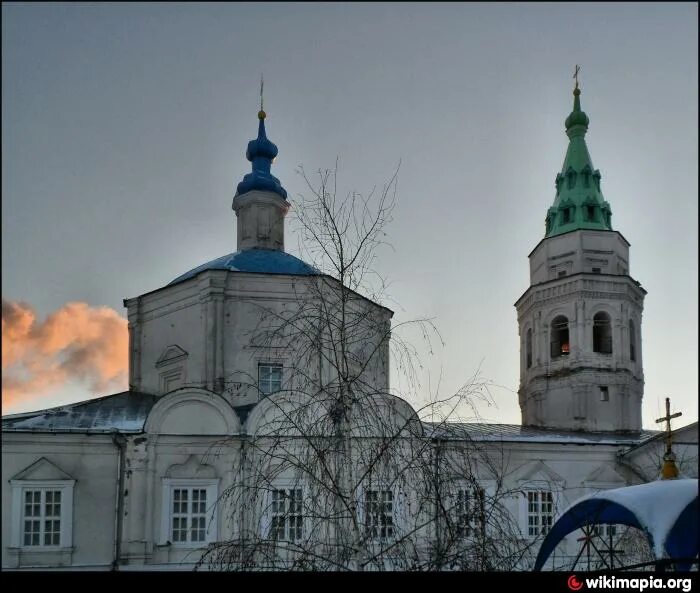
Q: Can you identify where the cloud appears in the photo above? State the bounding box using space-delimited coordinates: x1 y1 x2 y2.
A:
2 299 128 411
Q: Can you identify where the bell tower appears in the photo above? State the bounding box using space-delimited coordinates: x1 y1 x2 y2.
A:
515 77 646 433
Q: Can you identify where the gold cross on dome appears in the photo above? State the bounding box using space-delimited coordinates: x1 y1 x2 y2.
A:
573 65 581 89
655 397 682 452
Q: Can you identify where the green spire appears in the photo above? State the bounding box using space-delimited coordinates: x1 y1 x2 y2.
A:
545 78 613 238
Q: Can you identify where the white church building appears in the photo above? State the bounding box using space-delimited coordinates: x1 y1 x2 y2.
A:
2 84 697 571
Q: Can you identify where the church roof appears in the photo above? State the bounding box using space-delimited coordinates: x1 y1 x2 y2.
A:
1 391 158 434
169 249 319 285
1 395 661 444
544 83 613 238
423 421 658 445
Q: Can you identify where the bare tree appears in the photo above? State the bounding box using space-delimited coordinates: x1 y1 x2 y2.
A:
199 163 532 571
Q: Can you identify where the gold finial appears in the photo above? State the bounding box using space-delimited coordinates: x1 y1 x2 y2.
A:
655 397 683 479
573 64 581 93
258 74 266 120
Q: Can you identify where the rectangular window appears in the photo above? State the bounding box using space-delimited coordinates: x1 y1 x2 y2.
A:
364 489 395 540
586 205 595 220
562 208 571 224
161 479 218 547
599 386 609 402
527 491 553 537
592 267 601 274
258 363 283 395
593 524 617 538
269 488 304 542
171 487 208 543
22 489 62 547
558 270 567 278
454 488 485 538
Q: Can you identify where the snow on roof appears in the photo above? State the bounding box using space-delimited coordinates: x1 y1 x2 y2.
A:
1 391 158 434
535 479 699 569
3 397 660 443
422 421 657 445
590 479 698 558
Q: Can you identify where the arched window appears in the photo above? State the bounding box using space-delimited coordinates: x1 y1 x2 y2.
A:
562 207 573 224
593 312 613 354
526 328 533 369
585 204 596 222
550 316 570 359
582 168 591 188
555 174 563 195
629 320 636 361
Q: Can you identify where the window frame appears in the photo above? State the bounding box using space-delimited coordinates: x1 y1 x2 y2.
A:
525 489 555 538
160 478 219 548
450 485 486 539
264 485 306 543
550 316 570 359
360 485 398 542
258 362 283 396
593 311 613 355
629 320 637 362
562 207 572 224
10 479 75 550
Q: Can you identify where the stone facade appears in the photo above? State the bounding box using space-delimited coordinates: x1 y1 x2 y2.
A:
516 230 646 432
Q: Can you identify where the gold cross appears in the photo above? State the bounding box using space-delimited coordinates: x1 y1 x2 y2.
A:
655 397 682 453
573 65 581 89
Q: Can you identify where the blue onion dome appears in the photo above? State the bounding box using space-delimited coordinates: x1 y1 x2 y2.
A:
236 110 288 199
565 87 590 131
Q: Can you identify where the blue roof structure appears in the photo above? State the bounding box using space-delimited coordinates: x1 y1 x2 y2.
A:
534 479 699 571
170 249 318 285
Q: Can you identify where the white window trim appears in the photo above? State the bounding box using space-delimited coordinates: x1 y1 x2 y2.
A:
10 479 75 550
260 480 307 543
518 482 561 540
257 361 284 397
160 478 219 548
449 482 486 539
358 484 402 543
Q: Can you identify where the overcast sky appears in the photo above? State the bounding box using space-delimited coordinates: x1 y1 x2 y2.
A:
2 2 697 428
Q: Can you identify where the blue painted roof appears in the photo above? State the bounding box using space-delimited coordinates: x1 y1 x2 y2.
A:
236 115 287 199
169 249 319 285
534 479 699 570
